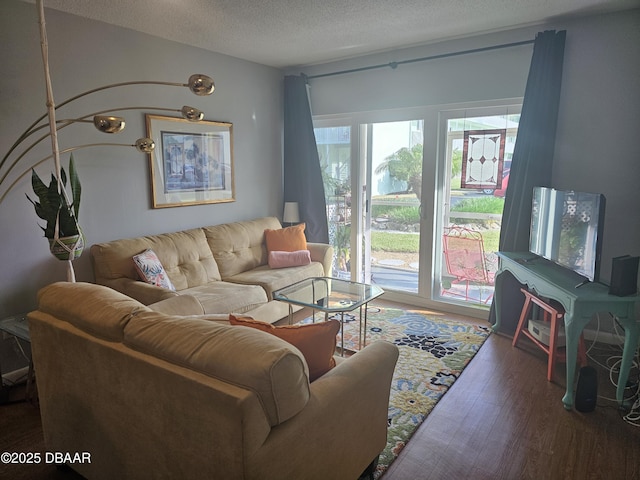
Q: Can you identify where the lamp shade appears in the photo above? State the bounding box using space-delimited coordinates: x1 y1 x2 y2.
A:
283 202 300 224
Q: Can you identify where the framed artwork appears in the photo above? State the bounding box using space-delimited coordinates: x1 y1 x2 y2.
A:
460 129 506 190
146 114 235 208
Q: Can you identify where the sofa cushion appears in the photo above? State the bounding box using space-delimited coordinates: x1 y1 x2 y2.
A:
147 295 205 315
123 312 310 426
36 282 148 342
225 262 324 299
230 315 339 381
132 249 176 291
179 281 268 314
204 217 281 279
264 223 307 253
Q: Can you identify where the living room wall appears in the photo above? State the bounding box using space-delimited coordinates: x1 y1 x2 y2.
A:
0 0 284 317
296 8 640 290
1 2 638 322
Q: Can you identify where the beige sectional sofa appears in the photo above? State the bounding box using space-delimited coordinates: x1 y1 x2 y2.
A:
90 217 333 323
28 281 399 480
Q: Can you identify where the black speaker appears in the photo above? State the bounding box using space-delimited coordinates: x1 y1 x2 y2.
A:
575 366 598 413
609 255 639 297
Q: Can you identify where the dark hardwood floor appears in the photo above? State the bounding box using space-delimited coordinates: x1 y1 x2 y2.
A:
382 312 640 480
1 302 639 480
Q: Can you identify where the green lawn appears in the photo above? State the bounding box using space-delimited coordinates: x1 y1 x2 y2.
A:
371 231 419 252
371 228 500 254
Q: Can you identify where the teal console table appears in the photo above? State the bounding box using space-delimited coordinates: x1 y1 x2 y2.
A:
493 252 639 410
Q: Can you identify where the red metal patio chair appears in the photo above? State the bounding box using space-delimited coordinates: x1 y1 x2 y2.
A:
442 225 495 303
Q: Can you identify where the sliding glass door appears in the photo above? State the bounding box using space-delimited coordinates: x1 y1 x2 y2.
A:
315 125 354 280
314 102 520 315
315 119 425 293
365 120 424 293
435 108 520 306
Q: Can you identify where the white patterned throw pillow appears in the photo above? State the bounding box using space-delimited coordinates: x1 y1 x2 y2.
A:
132 249 176 291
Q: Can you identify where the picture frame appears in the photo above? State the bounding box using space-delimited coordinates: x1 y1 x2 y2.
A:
146 114 235 208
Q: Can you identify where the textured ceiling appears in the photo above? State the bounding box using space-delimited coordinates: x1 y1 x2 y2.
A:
21 0 640 67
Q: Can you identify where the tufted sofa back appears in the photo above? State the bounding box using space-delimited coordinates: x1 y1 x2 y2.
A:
91 227 222 290
204 216 281 279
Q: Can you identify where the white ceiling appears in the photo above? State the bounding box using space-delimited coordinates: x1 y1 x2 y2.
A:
23 0 640 68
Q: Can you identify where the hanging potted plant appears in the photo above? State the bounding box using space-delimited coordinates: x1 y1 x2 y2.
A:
26 154 84 262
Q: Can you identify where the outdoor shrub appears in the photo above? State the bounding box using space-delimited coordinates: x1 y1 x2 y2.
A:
388 206 420 223
451 196 504 214
371 205 420 223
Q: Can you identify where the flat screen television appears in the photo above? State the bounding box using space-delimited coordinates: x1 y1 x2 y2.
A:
529 187 606 283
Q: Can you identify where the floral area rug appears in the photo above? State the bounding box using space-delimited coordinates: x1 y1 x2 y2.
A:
326 307 490 478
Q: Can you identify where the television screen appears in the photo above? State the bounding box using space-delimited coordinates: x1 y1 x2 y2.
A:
529 187 605 282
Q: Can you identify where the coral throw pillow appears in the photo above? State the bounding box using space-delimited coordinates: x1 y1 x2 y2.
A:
132 249 176 291
268 250 311 269
229 315 339 381
264 223 307 253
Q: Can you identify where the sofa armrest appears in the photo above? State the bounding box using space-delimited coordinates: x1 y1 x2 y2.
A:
307 243 334 276
248 340 399 479
102 277 178 305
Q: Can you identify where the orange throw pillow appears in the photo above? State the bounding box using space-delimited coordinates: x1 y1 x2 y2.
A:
264 223 307 253
229 315 339 381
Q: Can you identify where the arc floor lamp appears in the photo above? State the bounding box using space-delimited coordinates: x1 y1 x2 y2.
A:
0 0 216 281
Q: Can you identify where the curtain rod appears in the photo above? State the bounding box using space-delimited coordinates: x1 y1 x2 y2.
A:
303 39 535 81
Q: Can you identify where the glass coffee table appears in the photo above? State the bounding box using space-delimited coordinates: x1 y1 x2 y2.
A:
272 277 383 355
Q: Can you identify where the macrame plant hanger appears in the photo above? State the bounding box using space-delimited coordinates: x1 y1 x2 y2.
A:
37 0 81 282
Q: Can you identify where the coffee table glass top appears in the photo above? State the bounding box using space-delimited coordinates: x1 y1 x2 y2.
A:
272 277 383 312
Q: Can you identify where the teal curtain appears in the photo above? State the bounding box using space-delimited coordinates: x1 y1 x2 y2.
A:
490 30 567 333
283 75 329 243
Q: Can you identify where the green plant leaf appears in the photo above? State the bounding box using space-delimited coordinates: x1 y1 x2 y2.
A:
26 157 81 239
69 154 81 219
29 168 48 202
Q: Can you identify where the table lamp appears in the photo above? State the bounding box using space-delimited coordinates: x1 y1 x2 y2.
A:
283 202 300 226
